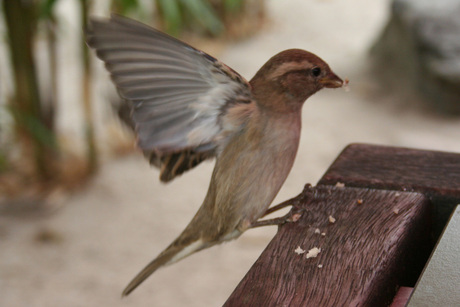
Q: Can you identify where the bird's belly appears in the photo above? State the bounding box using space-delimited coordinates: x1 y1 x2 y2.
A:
234 141 298 227
211 116 301 234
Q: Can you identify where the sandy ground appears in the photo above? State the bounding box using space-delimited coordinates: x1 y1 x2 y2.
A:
2 0 460 306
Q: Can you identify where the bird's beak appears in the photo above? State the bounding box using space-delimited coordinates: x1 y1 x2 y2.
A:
320 72 343 88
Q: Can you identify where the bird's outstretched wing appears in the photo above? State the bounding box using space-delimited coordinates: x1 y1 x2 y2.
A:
86 15 253 182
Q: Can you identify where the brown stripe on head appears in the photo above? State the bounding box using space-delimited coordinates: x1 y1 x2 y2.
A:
267 60 316 80
249 49 342 111
251 49 332 83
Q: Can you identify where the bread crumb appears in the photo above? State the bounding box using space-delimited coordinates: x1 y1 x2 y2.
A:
335 182 345 188
321 232 326 236
314 228 320 234
342 78 350 92
328 215 336 223
357 199 363 205
291 212 302 222
295 246 306 255
318 264 323 268
393 208 399 215
306 247 321 259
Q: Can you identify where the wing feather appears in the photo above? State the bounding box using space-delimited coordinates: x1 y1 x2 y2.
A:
86 15 254 181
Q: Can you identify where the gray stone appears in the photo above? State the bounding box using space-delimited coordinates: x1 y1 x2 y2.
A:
372 0 460 114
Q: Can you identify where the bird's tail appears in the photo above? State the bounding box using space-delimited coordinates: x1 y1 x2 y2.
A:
122 237 209 296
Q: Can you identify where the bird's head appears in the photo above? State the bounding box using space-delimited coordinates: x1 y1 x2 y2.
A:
250 49 343 112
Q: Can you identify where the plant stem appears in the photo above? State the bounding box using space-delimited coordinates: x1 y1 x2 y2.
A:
3 0 56 181
80 0 98 174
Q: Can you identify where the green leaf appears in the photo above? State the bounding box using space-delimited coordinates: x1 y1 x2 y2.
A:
10 106 57 150
112 0 141 15
157 0 182 36
224 0 244 13
0 152 7 172
39 0 59 19
180 0 224 36
23 113 57 149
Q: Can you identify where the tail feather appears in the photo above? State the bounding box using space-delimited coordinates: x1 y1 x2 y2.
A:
122 239 207 296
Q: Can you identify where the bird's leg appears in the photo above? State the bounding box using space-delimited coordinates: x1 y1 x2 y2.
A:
261 198 295 218
251 206 306 228
252 184 314 228
261 183 313 218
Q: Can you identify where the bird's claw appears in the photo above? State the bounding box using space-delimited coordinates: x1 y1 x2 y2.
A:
262 183 313 218
251 206 306 228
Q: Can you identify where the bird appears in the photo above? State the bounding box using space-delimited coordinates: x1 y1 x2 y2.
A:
86 14 344 296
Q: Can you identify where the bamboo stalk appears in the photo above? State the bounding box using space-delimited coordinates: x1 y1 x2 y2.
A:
3 0 56 181
80 0 98 174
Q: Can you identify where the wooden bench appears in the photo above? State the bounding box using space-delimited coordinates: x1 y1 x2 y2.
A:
224 144 460 306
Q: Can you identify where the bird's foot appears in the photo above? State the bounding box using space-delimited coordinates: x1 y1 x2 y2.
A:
261 198 295 218
251 206 306 228
253 184 314 228
261 184 313 218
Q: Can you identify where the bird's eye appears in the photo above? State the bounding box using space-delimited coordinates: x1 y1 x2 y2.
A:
311 67 321 77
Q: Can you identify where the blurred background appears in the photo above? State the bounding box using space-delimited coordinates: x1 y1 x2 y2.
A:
1 0 460 306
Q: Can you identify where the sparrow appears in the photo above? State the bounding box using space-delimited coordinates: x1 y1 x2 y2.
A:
86 15 343 296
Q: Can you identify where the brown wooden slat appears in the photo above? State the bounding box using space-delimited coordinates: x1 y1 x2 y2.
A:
318 143 460 198
224 186 432 307
318 143 460 236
